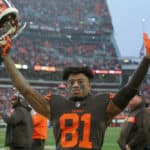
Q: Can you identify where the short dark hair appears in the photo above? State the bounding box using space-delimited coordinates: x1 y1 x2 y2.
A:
62 66 94 81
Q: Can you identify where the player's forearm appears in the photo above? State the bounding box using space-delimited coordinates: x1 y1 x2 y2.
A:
4 55 31 94
3 55 50 118
126 56 150 88
106 57 150 118
113 57 150 110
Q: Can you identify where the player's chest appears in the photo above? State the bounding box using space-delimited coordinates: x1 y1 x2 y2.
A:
54 100 107 126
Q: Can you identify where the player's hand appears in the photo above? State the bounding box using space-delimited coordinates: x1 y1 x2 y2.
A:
0 36 11 61
143 32 150 58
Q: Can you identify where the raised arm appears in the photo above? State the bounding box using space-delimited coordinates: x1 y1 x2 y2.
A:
106 33 150 120
0 37 50 119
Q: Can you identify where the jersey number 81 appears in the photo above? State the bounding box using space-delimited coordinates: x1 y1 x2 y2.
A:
60 113 92 149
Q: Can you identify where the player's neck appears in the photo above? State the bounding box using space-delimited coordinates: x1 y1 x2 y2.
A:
69 94 90 101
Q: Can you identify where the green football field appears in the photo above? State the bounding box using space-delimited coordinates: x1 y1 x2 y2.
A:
0 127 121 150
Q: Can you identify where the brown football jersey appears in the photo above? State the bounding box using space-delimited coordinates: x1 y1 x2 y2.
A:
49 94 110 150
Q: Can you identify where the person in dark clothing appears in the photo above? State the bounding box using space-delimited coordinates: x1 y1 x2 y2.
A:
1 31 150 149
118 94 150 150
0 91 33 150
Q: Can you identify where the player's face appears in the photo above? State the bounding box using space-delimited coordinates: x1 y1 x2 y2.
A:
66 73 91 98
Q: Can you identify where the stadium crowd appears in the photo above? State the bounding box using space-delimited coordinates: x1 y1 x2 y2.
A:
11 33 120 70
10 0 118 69
13 0 113 32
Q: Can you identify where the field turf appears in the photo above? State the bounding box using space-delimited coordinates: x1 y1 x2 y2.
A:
0 127 121 150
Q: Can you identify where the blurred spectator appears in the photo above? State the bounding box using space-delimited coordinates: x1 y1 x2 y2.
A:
118 94 150 150
0 92 32 150
31 109 48 150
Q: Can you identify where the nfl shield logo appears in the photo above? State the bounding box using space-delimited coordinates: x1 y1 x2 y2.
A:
75 102 80 108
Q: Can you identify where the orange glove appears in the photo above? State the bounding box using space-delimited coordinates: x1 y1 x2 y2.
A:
0 36 12 57
143 32 150 54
